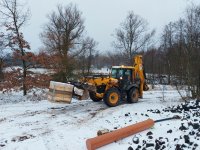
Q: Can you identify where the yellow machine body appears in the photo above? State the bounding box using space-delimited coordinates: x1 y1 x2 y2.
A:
49 55 148 107
80 55 148 104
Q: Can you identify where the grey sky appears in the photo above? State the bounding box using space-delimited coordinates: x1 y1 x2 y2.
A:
23 0 200 53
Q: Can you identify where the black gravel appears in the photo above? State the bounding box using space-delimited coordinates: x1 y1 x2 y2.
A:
132 137 139 144
167 129 172 133
127 146 133 150
146 131 153 136
128 100 200 149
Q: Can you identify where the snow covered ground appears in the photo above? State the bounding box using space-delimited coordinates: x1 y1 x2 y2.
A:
0 85 199 150
4 66 51 74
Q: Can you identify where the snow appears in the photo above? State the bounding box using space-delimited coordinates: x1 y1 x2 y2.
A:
92 67 110 74
4 67 51 74
0 85 199 150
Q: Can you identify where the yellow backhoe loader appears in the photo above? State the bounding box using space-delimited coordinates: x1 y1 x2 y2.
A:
48 55 149 107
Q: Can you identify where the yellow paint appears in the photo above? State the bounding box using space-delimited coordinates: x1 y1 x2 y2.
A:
109 92 119 104
80 55 147 99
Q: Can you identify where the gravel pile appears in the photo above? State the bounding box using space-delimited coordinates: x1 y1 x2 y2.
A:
128 100 200 150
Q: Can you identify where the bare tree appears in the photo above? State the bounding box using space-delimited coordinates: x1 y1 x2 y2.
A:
184 5 200 98
113 11 155 65
161 22 176 84
84 37 97 75
0 32 6 81
40 4 95 81
77 37 97 76
0 0 31 95
107 51 126 66
159 4 200 99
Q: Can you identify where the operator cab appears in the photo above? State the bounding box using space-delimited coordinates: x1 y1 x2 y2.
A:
111 66 134 82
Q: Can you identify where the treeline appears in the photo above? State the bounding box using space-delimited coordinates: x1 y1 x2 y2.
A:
0 0 199 99
144 5 200 99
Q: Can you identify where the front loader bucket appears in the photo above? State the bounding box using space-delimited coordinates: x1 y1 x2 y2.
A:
80 89 89 100
73 87 89 100
48 81 74 103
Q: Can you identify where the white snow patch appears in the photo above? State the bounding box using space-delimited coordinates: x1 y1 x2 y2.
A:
0 86 199 150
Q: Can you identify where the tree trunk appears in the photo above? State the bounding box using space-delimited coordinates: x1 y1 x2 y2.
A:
151 53 154 89
22 59 27 96
0 59 3 81
198 69 200 99
167 60 171 85
87 51 92 75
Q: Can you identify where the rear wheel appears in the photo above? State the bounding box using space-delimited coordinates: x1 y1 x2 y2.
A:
103 87 121 107
127 88 139 103
89 92 102 102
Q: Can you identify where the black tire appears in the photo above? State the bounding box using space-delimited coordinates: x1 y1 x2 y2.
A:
127 88 139 103
103 87 121 107
89 92 102 102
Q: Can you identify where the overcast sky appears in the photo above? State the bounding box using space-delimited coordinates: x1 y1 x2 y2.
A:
23 0 200 53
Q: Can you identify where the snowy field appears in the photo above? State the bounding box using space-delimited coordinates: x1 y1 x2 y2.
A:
0 85 200 150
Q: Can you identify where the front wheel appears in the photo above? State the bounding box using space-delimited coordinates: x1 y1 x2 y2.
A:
103 87 121 107
127 88 139 103
89 92 102 102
